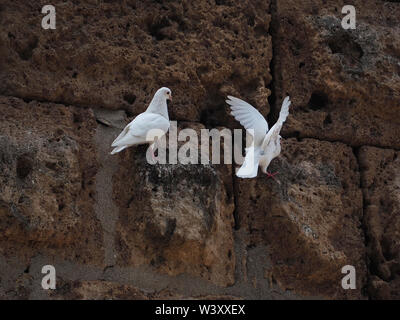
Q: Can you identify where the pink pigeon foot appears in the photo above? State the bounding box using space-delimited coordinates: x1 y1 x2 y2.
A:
266 171 279 181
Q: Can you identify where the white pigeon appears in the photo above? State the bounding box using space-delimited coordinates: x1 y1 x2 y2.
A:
111 87 172 155
226 95 291 179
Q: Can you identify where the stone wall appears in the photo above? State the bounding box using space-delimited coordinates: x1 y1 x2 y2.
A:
0 0 399 299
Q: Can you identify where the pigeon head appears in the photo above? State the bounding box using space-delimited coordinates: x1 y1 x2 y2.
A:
157 87 172 101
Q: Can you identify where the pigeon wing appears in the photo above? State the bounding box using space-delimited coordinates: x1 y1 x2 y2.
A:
226 96 268 138
111 113 169 147
111 125 130 147
261 96 291 149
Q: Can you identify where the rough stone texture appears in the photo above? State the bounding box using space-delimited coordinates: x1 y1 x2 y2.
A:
0 96 104 265
43 279 242 300
272 0 400 149
358 146 400 299
235 138 366 299
47 280 150 300
112 123 235 287
0 0 399 300
0 0 272 124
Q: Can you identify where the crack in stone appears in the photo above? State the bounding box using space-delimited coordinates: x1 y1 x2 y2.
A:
283 134 400 152
267 0 278 125
352 146 371 300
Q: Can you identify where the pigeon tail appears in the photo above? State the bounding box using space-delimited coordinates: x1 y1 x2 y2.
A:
236 146 262 178
110 145 127 155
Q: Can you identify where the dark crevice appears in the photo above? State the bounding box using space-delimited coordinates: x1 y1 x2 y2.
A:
17 37 38 61
308 91 329 111
103 265 114 273
323 113 333 126
266 0 278 125
352 146 371 299
2 94 85 110
327 31 364 63
16 153 33 179
23 264 30 274
123 93 137 105
199 86 226 129
147 16 171 41
1 94 132 115
95 119 110 127
100 265 115 280
232 164 240 230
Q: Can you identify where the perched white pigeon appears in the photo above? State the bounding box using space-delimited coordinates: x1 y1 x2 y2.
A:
111 87 172 155
226 96 291 179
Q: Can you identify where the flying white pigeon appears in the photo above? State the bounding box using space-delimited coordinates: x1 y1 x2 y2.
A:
226 95 291 179
110 87 172 155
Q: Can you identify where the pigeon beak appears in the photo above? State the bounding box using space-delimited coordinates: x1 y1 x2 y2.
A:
169 95 172 101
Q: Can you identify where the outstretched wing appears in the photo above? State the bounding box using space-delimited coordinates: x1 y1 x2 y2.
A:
261 96 291 149
226 96 268 138
111 113 169 147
